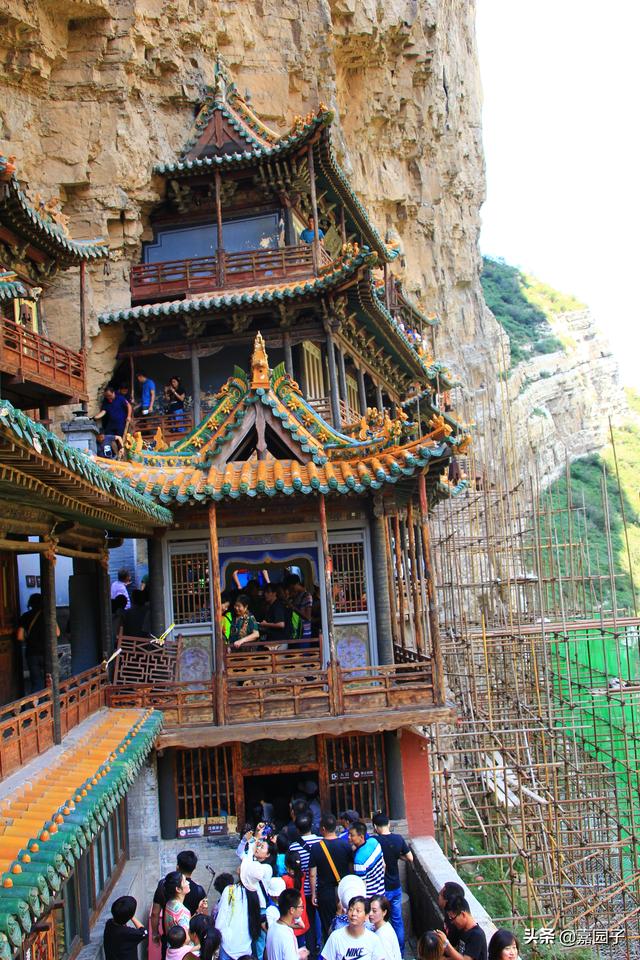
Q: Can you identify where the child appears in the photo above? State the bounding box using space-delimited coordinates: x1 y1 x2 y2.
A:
104 896 148 960
275 833 290 877
166 926 193 960
283 851 309 946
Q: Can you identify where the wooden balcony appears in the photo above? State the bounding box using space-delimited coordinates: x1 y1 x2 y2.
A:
129 410 194 443
130 245 333 302
105 639 452 745
0 316 87 408
0 667 107 781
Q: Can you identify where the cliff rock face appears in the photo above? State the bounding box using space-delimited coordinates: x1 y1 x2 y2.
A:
506 310 626 477
0 0 620 479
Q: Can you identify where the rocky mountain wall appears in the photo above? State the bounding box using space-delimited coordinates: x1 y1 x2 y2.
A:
505 309 626 479
0 0 622 480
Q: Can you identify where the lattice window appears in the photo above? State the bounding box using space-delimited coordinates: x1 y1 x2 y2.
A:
331 541 367 612
302 341 325 399
176 746 236 820
114 636 180 685
170 549 211 625
326 734 386 820
346 375 359 416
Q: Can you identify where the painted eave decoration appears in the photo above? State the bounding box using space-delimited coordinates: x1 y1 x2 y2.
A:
0 401 173 529
0 156 108 267
97 334 471 505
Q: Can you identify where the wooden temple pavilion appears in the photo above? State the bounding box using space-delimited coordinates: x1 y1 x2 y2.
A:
94 60 470 838
0 155 107 418
0 163 170 960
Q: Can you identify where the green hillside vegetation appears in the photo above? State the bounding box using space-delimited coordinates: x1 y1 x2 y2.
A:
546 388 640 614
480 257 579 366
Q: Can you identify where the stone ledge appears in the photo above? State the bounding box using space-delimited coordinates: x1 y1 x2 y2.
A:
409 835 498 944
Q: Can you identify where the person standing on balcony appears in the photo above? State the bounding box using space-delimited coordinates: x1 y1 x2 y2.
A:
284 575 313 641
299 216 324 245
95 385 131 438
371 812 412 955
229 595 260 649
136 370 156 416
111 569 132 610
260 584 289 647
16 592 60 692
164 377 186 416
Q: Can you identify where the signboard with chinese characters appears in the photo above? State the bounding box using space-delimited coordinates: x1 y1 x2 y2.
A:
177 823 204 838
205 817 229 836
329 768 375 784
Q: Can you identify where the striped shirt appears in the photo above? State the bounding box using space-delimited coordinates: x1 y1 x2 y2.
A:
290 833 322 895
353 836 385 897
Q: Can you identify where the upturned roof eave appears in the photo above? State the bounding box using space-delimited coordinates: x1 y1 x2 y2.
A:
0 401 172 529
0 178 108 266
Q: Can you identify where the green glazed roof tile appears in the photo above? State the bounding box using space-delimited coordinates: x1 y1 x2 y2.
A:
0 400 172 527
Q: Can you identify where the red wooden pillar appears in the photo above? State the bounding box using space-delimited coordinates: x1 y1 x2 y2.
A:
399 729 434 837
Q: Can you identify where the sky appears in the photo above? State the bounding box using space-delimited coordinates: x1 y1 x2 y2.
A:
476 1 640 387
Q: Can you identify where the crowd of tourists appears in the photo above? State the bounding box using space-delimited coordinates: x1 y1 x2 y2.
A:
110 564 321 650
93 372 189 459
103 802 521 960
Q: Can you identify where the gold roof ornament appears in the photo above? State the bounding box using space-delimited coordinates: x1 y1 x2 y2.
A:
250 332 270 389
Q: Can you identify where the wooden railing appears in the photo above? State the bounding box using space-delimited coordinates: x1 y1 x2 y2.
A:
105 645 437 728
130 245 333 301
0 666 107 781
392 643 431 665
308 397 359 428
129 411 194 443
0 317 86 399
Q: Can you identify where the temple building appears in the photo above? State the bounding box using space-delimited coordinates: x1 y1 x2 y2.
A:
0 160 172 959
95 60 470 838
0 59 473 960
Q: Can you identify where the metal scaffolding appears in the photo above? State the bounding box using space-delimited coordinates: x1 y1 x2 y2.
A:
425 374 640 955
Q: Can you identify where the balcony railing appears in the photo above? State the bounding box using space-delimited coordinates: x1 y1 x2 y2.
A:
129 410 195 443
0 666 107 781
0 316 86 401
130 245 333 302
309 396 360 428
105 639 436 728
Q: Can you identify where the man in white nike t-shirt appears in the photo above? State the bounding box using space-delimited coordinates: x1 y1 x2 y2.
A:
321 897 385 960
266 889 310 960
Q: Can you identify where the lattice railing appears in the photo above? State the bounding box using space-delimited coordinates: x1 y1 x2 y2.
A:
130 244 333 300
0 317 86 398
0 666 107 780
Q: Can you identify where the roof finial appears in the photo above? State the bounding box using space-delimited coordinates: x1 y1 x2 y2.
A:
213 55 230 102
250 332 270 389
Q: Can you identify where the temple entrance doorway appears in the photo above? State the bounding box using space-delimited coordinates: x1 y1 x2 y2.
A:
243 770 318 830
